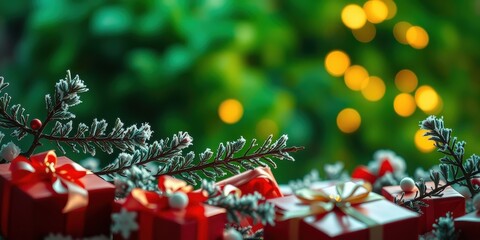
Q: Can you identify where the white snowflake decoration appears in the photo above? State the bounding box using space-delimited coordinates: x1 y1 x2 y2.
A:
111 208 139 239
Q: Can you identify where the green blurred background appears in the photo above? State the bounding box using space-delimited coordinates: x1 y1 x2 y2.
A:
1 0 480 183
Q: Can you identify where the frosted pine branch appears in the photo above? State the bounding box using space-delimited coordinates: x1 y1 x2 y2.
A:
97 134 302 185
396 116 480 212
96 131 193 175
156 135 302 184
41 119 152 155
201 180 276 226
0 71 153 157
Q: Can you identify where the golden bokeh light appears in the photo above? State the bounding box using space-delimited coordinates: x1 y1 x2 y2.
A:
341 4 367 30
393 21 412 44
344 65 369 91
361 76 386 101
395 69 418 93
363 0 388 24
415 85 440 113
218 99 243 124
415 129 436 153
256 119 279 138
352 22 376 43
406 26 429 49
325 50 351 77
394 93 416 117
337 108 361 133
382 0 397 20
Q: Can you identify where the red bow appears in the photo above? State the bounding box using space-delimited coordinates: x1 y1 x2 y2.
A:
9 151 88 212
123 176 209 240
351 158 394 184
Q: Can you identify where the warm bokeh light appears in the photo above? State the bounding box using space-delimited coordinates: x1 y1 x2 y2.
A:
363 1 388 24
325 50 351 77
256 118 279 138
218 99 243 124
344 65 369 91
352 22 376 43
382 0 397 20
415 129 436 153
395 69 418 93
393 21 412 44
415 85 440 113
361 76 386 101
341 4 367 30
406 26 429 49
337 108 361 133
394 93 416 117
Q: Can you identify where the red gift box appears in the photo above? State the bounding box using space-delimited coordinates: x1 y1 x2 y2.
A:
454 211 480 240
264 182 420 240
0 152 115 239
216 167 282 199
215 167 282 233
112 189 226 240
382 182 465 234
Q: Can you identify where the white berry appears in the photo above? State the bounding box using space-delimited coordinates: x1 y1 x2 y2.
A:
400 177 416 192
473 194 480 210
223 228 243 240
168 192 189 209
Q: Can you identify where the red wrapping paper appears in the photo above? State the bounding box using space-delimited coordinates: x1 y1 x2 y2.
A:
264 194 420 240
382 182 465 234
216 167 282 199
112 195 226 240
454 211 480 240
215 167 281 233
0 156 115 239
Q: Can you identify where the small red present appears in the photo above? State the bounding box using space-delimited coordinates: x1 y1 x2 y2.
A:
454 210 480 240
112 176 226 240
215 167 281 233
0 151 115 239
382 181 465 234
264 182 420 240
216 167 282 199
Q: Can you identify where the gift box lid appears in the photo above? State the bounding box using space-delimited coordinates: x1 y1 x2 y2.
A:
455 211 480 223
382 181 464 201
303 199 420 238
0 156 114 199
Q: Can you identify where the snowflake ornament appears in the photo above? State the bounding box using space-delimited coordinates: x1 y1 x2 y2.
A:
111 208 139 239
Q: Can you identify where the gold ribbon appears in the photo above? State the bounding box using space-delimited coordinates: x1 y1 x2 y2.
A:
279 182 384 240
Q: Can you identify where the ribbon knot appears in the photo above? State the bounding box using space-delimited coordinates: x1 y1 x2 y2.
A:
9 151 88 213
123 175 210 240
279 182 384 240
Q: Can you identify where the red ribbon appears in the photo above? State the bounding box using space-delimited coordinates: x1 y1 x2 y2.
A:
351 159 394 184
122 176 209 240
9 151 88 213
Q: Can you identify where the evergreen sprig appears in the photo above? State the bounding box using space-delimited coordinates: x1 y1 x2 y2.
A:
397 116 480 211
201 179 276 226
0 71 152 157
97 134 303 185
432 212 458 240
